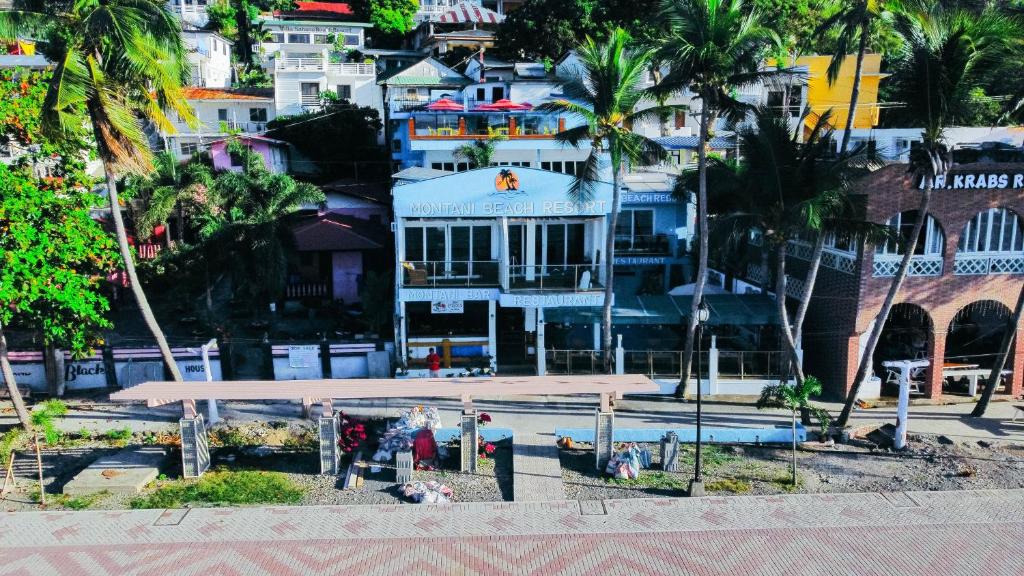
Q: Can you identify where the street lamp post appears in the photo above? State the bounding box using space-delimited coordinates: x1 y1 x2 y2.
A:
688 297 710 497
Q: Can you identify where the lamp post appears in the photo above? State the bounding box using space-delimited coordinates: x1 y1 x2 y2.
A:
688 297 710 497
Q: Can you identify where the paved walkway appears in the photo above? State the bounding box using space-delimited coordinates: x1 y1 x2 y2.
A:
2 489 1022 575
511 433 565 502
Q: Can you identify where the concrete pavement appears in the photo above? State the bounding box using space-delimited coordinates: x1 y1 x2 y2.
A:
1 489 1022 575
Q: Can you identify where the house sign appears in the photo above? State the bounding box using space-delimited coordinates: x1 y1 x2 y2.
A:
621 192 674 204
400 288 500 302
499 293 605 308
923 173 1024 190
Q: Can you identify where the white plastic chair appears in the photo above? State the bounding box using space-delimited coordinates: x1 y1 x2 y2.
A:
578 270 592 291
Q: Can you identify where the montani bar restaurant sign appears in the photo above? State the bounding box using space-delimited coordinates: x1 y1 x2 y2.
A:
923 173 1024 190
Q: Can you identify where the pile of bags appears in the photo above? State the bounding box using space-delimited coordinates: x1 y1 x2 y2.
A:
401 480 454 504
605 443 652 480
372 406 443 463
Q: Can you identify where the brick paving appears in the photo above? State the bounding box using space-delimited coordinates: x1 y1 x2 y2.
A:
512 433 565 502
1 489 1023 574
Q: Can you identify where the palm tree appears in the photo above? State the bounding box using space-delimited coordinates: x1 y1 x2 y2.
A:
1 0 197 385
538 28 672 372
654 0 784 397
837 5 1022 426
126 152 215 245
816 0 920 155
206 140 325 309
453 135 504 169
972 284 1024 417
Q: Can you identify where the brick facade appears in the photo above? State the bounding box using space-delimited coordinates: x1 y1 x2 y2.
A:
803 162 1024 400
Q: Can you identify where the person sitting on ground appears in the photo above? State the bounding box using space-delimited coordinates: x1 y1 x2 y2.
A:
426 347 441 378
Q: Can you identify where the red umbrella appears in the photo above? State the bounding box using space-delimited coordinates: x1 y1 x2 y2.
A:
427 98 464 111
474 98 533 111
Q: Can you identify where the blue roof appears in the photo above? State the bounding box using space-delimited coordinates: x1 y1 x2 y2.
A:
655 136 736 151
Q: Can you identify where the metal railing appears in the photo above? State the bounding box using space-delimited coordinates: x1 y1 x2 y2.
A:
545 350 602 375
614 234 670 254
507 264 601 292
326 62 375 75
873 254 943 277
622 350 710 380
401 260 500 287
953 253 1024 275
276 57 324 71
716 350 787 380
286 282 328 299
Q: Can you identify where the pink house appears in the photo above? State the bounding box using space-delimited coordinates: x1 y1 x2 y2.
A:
210 135 291 173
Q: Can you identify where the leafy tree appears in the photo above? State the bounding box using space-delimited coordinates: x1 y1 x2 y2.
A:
2 0 198 386
654 0 783 398
838 5 1022 426
205 141 325 308
267 100 386 179
757 375 828 485
350 0 418 36
453 135 503 169
124 152 216 245
538 28 671 372
496 0 600 60
0 164 119 431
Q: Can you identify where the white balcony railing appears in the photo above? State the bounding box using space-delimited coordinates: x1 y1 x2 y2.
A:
275 58 375 76
327 62 375 75
276 57 324 71
873 254 943 277
953 254 1024 275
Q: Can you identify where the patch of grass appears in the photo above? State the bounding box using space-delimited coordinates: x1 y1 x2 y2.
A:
281 427 317 450
77 428 94 441
607 472 685 490
706 478 751 494
54 491 110 510
31 399 69 445
129 470 304 509
103 427 133 446
1 429 26 466
770 473 801 492
210 427 251 448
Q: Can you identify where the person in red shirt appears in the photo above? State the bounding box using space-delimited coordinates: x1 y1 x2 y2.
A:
426 347 441 377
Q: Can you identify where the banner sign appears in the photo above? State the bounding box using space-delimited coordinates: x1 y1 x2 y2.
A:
431 300 464 314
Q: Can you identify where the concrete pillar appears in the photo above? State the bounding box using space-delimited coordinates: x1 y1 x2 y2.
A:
924 331 946 399
499 218 510 289
536 307 546 376
593 322 601 351
1011 326 1024 398
594 409 614 471
399 301 408 365
895 372 910 450
461 411 478 473
661 431 679 472
708 335 719 395
525 221 537 281
615 334 624 375
180 415 210 478
487 300 497 371
318 414 340 475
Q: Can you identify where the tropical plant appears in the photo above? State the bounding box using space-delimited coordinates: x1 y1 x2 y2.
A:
31 399 69 445
538 28 671 372
124 152 216 245
0 164 119 431
453 135 504 169
756 375 828 485
816 0 923 155
654 0 784 397
837 5 1022 426
205 140 325 308
1 0 197 386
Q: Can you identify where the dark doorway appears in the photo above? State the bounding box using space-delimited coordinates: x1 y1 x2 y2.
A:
497 306 526 365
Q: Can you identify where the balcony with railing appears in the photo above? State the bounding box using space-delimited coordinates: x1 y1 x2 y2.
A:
407 115 566 140
507 264 601 292
873 254 944 277
953 253 1024 275
401 260 500 287
275 57 375 76
614 234 670 255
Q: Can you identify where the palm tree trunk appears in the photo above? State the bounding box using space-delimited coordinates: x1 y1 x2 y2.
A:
837 184 933 426
971 282 1024 417
0 323 33 432
839 22 869 156
793 233 827 344
602 165 622 373
760 248 771 294
676 105 713 398
101 160 185 384
775 243 805 385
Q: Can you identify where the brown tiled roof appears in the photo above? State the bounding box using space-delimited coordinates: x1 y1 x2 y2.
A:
290 211 386 252
182 87 274 101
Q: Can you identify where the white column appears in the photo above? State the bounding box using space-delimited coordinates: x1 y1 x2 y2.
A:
399 301 408 364
615 334 624 375
596 218 608 284
894 363 910 450
708 335 719 395
592 322 601 351
499 217 510 290
536 307 546 376
201 339 219 425
488 300 497 372
525 220 537 281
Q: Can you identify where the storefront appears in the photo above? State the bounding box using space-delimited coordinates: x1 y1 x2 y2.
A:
393 167 613 376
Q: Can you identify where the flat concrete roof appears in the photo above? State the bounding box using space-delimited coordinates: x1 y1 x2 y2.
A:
110 374 659 402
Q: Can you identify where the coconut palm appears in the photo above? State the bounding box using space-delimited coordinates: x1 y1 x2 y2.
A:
816 0 921 155
654 0 785 397
1 0 197 384
837 5 1022 426
538 27 674 372
453 135 504 169
126 152 215 245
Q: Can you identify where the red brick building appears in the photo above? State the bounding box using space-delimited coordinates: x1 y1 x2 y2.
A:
795 162 1024 400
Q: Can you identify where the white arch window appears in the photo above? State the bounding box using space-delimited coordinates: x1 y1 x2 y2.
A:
876 211 944 256
957 208 1024 254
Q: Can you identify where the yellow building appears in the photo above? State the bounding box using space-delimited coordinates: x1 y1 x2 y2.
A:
774 54 887 132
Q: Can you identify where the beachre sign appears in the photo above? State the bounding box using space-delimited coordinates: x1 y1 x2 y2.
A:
923 173 1024 190
621 192 674 204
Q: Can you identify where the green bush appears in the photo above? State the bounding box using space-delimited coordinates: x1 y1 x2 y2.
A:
129 470 304 509
0 429 26 466
55 490 109 510
706 478 751 494
31 399 69 445
104 427 133 442
607 472 685 490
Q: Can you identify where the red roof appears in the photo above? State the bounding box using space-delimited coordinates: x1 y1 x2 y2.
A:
276 1 354 18
290 211 385 252
182 87 274 101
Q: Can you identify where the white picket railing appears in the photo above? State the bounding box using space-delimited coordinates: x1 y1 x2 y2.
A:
953 254 1024 275
873 254 943 277
326 63 375 75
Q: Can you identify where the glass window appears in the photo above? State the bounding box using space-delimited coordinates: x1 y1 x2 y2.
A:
180 141 198 155
313 34 330 44
343 34 360 47
546 224 566 266
270 33 284 43
287 33 310 44
249 108 267 122
877 211 943 256
217 108 228 122
336 84 352 100
472 226 491 261
426 227 445 261
404 228 424 262
958 208 1023 254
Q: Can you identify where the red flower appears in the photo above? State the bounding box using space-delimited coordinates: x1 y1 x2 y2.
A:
478 413 492 423
485 443 495 454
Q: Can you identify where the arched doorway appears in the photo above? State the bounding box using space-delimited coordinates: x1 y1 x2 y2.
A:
875 303 932 396
944 300 1013 395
